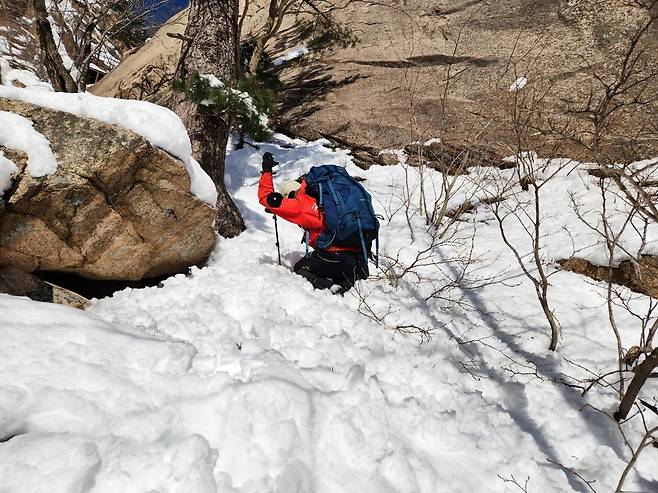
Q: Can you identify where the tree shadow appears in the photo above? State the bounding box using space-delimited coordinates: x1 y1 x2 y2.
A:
409 249 629 492
277 64 367 127
265 24 367 127
232 197 269 231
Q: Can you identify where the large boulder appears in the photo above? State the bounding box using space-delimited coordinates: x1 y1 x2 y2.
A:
0 98 216 281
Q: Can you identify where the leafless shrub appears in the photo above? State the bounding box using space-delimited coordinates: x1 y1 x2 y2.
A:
497 474 530 493
553 3 658 486
481 62 574 351
34 0 174 91
615 420 658 492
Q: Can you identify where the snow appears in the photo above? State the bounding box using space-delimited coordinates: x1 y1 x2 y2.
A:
88 62 107 74
0 86 217 206
97 44 121 70
0 151 17 193
273 46 310 66
0 37 9 56
509 76 528 92
1 134 657 491
491 154 658 263
0 110 58 177
0 57 53 91
0 295 216 492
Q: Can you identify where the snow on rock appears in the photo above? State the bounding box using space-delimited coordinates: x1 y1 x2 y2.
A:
0 151 17 193
0 57 53 91
273 46 310 66
0 110 57 177
509 76 528 92
44 0 81 82
0 37 10 56
0 86 217 205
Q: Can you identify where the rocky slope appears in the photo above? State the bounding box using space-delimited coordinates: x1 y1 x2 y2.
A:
89 9 187 106
90 0 658 161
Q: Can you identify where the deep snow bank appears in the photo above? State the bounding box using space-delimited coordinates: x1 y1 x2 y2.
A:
1 135 657 492
0 295 217 492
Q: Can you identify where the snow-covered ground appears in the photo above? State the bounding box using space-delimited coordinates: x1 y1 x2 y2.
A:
1 135 657 492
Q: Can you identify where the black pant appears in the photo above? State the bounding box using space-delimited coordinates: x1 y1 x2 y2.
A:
293 250 369 291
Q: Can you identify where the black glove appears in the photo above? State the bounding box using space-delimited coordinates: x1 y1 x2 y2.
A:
261 152 278 174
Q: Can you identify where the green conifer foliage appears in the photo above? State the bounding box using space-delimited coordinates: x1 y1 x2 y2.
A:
173 72 276 141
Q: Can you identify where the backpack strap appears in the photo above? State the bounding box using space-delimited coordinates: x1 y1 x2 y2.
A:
327 181 345 211
374 231 379 268
356 217 368 265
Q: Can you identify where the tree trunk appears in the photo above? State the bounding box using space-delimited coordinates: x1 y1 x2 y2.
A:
32 0 77 92
247 0 278 75
75 21 97 92
174 0 246 238
615 348 658 421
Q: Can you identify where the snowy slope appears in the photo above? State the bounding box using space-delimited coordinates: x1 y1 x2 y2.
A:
1 135 657 492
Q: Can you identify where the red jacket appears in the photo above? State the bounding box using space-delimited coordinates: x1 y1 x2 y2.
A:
258 172 358 251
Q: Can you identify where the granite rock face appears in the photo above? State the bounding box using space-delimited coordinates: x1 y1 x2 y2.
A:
91 1 658 160
0 98 216 281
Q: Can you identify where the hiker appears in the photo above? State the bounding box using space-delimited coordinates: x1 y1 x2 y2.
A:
258 152 378 293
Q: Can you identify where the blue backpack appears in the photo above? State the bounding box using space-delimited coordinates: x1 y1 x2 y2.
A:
304 165 380 265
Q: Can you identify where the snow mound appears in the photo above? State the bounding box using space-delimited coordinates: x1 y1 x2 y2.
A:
0 85 217 206
0 295 216 492
0 110 57 177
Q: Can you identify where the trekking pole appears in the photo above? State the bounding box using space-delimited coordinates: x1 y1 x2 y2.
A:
272 213 282 266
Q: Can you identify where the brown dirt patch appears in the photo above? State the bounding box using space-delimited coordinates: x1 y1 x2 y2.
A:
559 256 658 299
